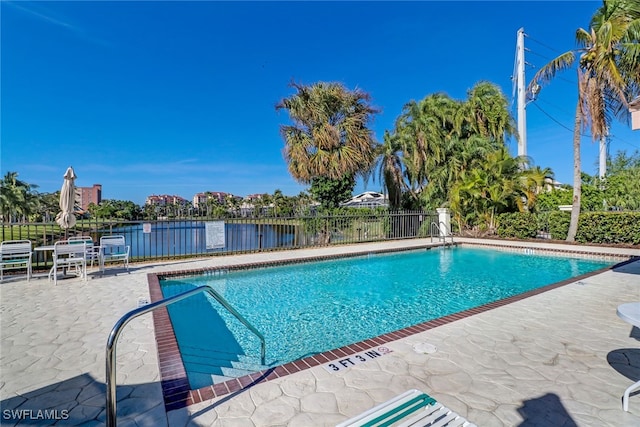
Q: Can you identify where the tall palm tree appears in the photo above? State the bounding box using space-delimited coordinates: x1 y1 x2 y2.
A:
378 83 518 212
376 131 404 210
460 81 517 147
528 0 640 241
389 93 459 208
397 94 455 190
276 82 380 202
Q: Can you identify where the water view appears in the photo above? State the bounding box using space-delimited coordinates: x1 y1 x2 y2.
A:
108 221 297 258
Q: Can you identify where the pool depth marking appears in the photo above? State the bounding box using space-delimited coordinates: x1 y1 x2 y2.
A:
323 346 393 373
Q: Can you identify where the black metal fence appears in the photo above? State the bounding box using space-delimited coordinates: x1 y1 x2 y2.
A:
2 211 438 271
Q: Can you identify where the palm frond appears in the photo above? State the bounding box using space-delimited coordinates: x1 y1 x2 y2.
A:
528 51 576 92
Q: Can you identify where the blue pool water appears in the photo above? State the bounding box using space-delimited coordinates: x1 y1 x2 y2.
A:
160 247 614 389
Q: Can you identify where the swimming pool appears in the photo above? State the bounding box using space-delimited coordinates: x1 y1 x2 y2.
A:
159 246 614 389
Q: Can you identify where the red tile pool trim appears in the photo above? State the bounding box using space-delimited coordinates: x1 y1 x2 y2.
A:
147 246 636 411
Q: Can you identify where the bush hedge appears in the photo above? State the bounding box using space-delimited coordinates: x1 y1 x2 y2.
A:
495 211 639 245
496 213 538 239
547 211 571 240
576 212 640 245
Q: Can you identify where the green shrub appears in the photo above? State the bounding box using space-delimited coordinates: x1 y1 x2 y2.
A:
496 212 538 239
418 220 431 237
532 211 639 244
547 211 570 240
535 211 551 234
576 212 640 245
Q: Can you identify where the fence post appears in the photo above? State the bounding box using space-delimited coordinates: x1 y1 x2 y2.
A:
436 208 451 238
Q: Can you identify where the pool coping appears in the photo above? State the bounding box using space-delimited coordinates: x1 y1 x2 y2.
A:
146 242 637 411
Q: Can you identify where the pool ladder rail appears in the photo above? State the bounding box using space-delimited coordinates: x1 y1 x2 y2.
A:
105 285 266 427
430 221 454 245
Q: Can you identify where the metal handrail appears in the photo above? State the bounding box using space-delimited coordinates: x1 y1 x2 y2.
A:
105 285 266 427
430 221 453 244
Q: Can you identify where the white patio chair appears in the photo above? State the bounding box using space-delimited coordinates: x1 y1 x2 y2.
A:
0 240 33 282
49 240 87 285
68 236 99 267
99 235 130 273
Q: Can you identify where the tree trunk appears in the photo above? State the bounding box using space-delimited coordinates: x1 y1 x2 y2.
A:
566 100 582 242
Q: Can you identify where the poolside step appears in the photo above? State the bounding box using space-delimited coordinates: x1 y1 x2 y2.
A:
210 373 235 383
182 349 265 367
182 351 239 367
220 365 265 378
180 347 268 384
213 361 270 382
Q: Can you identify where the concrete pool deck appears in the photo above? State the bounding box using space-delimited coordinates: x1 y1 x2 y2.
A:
0 238 639 426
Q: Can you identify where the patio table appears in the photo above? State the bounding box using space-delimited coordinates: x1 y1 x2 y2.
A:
34 244 97 280
33 245 56 279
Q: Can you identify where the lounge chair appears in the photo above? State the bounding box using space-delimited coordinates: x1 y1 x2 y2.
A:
336 389 476 427
49 240 87 285
67 236 99 267
0 240 33 282
99 235 130 273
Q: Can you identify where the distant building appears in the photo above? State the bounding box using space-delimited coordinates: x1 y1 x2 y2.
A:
631 97 640 131
145 194 188 206
340 191 389 208
76 184 102 212
192 191 231 208
244 193 266 202
544 178 564 192
240 194 269 217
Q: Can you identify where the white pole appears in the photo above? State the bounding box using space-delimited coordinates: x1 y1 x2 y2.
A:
599 135 607 179
516 28 526 158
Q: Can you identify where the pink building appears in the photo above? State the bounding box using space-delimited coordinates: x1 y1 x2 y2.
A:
77 184 102 212
192 191 231 208
145 194 187 206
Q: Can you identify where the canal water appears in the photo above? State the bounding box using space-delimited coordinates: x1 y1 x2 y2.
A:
106 221 297 258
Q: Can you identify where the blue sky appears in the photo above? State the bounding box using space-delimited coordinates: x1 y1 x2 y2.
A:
2 1 638 205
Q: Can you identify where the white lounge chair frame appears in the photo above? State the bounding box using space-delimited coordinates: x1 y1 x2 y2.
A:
0 240 32 282
67 236 100 267
49 240 87 285
99 235 130 273
336 389 476 427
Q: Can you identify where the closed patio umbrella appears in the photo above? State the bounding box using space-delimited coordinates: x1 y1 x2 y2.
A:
55 166 77 232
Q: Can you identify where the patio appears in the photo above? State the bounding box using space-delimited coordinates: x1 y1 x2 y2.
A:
1 238 639 426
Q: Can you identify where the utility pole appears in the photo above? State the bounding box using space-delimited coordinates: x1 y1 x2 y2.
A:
599 134 608 179
516 28 527 158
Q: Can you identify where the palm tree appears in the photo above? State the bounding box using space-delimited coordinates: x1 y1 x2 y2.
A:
449 147 533 233
518 165 555 212
0 172 39 222
293 191 315 215
460 81 517 147
276 81 380 206
375 131 404 210
383 93 459 208
528 0 640 241
381 83 516 212
398 94 454 192
224 194 241 217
